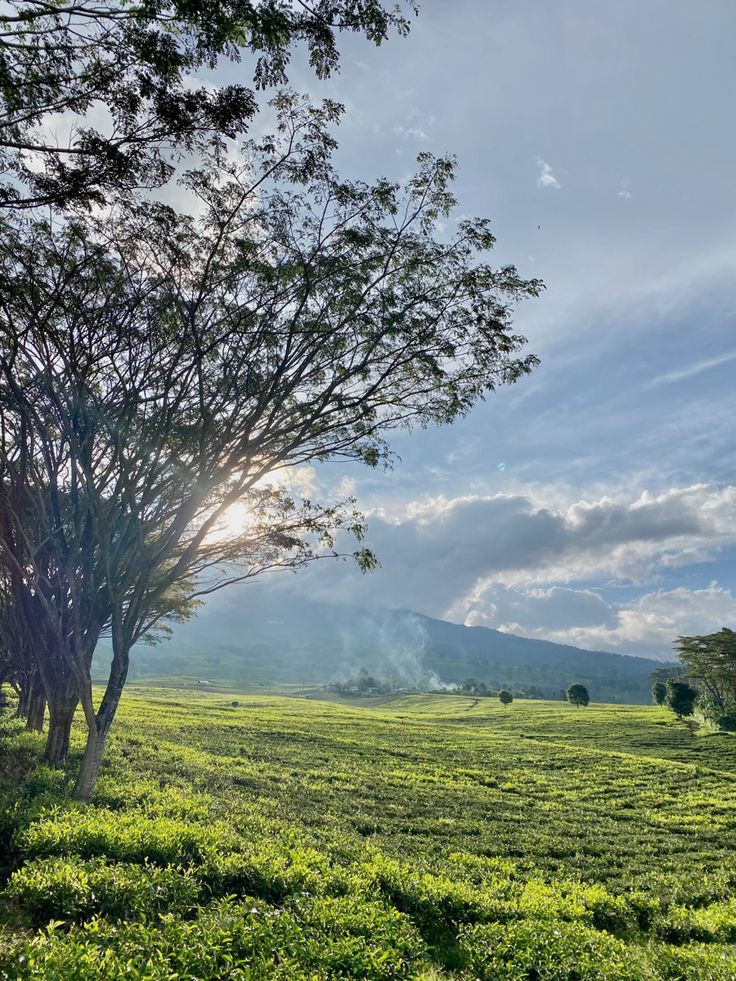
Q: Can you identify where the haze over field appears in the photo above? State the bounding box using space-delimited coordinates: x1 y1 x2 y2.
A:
152 0 736 668
111 594 667 704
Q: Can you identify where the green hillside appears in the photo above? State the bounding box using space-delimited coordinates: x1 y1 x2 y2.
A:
3 691 736 978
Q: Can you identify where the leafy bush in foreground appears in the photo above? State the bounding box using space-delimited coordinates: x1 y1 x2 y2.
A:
6 858 199 926
14 807 236 865
2 896 427 980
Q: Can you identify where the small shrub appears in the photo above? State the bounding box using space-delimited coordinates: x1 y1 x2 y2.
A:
2 896 427 980
652 941 736 980
658 897 736 944
200 842 349 903
361 854 486 931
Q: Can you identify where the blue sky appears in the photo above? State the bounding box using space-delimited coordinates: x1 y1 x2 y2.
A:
201 1 736 660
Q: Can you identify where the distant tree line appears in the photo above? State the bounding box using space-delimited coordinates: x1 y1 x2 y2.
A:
326 668 393 696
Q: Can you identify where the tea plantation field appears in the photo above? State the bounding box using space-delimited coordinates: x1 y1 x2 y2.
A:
2 691 736 979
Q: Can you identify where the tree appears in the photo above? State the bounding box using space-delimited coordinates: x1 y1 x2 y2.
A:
0 0 416 209
567 683 589 708
0 509 49 732
674 629 736 717
0 97 541 799
498 689 513 708
652 681 667 705
665 680 698 720
356 668 377 692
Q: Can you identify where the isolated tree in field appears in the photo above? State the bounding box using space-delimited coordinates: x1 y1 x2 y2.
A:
0 0 416 209
652 680 667 705
0 97 541 799
498 689 513 708
652 681 667 705
567 683 589 708
665 680 698 720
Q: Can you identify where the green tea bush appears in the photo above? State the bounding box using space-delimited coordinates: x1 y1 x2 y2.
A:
458 920 655 980
200 840 350 903
14 807 237 865
651 940 736 979
93 775 214 820
2 895 427 980
516 880 637 936
658 897 736 943
4 691 736 978
6 857 199 926
0 715 27 740
361 853 488 931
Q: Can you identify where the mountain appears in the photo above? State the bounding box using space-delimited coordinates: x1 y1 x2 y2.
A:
97 590 669 704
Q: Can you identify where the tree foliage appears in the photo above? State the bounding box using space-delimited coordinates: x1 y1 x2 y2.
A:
0 96 541 797
664 680 698 720
0 0 417 208
567 683 589 708
498 689 513 708
651 681 667 706
674 628 736 719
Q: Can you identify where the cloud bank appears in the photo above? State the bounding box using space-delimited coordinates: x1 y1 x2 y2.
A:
261 482 736 658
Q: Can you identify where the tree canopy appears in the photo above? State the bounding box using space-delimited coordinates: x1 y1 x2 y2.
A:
0 0 417 208
665 680 698 721
0 96 541 797
675 628 736 718
567 683 589 708
651 681 667 706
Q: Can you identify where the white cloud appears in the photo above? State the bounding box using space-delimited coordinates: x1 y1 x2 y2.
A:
457 580 736 658
536 157 561 189
537 584 736 656
200 478 736 657
463 584 617 633
648 349 736 387
393 124 429 141
267 483 736 639
336 476 358 499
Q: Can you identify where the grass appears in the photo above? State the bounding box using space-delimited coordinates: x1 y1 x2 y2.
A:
2 690 736 977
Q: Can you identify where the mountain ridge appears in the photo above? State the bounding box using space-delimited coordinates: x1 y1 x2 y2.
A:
99 592 670 704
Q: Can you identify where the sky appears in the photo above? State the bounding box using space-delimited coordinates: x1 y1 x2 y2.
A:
196 0 736 660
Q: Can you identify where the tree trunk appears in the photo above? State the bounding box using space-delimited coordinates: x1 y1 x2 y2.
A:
73 724 109 802
15 673 31 719
44 681 78 765
25 676 46 733
72 636 129 802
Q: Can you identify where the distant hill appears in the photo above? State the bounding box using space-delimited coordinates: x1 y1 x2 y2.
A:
97 591 669 704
